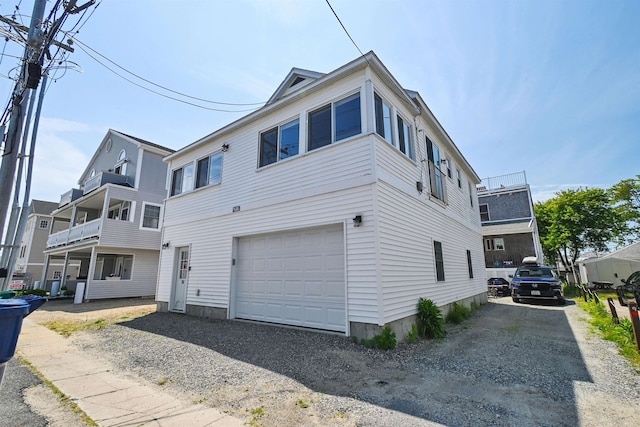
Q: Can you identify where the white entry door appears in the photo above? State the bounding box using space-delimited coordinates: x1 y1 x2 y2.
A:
235 225 346 332
170 247 189 312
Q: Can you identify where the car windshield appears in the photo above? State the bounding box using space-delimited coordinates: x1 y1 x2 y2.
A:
515 266 556 278
626 271 640 286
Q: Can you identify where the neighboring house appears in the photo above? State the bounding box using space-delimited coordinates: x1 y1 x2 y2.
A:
578 242 640 286
12 200 80 289
477 171 543 280
43 130 174 299
156 51 485 341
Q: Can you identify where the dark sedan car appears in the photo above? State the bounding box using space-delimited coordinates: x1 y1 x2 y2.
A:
488 277 510 296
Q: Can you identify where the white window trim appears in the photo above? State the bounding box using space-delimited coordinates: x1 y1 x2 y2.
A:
139 202 163 231
307 90 362 151
258 116 301 169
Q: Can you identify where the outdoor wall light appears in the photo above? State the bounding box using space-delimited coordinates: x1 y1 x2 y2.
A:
353 215 362 227
161 242 170 249
416 181 423 193
221 143 229 152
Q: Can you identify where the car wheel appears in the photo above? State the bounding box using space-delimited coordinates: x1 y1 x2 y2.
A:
512 297 519 303
558 298 566 306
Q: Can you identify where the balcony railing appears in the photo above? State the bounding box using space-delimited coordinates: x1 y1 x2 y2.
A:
477 171 527 193
84 171 132 195
46 218 101 248
58 188 84 207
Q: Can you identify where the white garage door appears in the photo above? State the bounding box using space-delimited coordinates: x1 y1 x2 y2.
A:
235 224 345 332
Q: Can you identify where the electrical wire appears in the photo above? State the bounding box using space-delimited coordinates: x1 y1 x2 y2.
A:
74 42 261 113
72 38 266 107
324 0 369 64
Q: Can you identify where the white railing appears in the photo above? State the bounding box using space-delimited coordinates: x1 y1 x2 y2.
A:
477 171 527 192
46 218 101 248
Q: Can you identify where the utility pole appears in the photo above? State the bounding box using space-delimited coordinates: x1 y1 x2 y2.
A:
0 0 94 289
0 0 46 279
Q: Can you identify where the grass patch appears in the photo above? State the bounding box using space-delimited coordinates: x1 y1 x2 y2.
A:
18 357 98 426
576 298 640 370
41 311 152 337
296 399 309 408
445 302 472 325
246 406 265 427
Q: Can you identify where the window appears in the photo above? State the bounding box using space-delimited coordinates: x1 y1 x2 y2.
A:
259 119 299 167
397 115 414 159
120 201 130 221
89 168 96 178
434 241 445 281
466 250 473 279
456 169 462 188
53 271 61 280
485 238 505 251
426 137 445 201
19 246 26 258
308 93 361 151
374 93 393 145
114 149 127 175
196 152 223 188
445 157 452 178
141 203 161 229
170 164 194 196
479 204 490 221
118 149 126 161
39 219 49 229
468 181 474 207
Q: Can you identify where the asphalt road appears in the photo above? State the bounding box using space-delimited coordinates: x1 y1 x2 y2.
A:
0 358 48 427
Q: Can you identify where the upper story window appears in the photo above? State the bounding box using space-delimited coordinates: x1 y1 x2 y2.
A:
456 169 462 188
468 181 474 207
308 93 361 151
426 137 445 202
374 93 393 145
39 219 49 229
397 116 414 160
114 149 127 175
170 163 194 196
141 203 162 229
89 168 96 178
479 204 490 221
259 118 300 167
196 152 223 188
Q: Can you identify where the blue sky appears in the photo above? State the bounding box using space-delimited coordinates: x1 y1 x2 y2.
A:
1 0 638 204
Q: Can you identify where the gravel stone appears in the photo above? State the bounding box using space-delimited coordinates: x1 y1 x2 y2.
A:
62 298 640 426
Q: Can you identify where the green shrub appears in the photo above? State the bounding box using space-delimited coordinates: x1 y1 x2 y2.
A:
563 283 578 298
373 327 397 350
19 289 48 297
416 298 445 339
63 289 75 297
445 302 471 324
406 324 418 344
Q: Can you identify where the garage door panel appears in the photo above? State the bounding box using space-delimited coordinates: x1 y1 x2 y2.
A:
236 225 345 332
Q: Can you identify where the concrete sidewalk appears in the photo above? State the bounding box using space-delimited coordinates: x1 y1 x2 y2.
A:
16 318 244 427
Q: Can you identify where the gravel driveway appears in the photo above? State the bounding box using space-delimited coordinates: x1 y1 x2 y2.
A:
34 298 640 426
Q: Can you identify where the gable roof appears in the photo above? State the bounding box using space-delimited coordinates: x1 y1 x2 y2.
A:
266 68 326 104
78 129 174 185
582 241 640 263
166 51 420 161
29 199 58 216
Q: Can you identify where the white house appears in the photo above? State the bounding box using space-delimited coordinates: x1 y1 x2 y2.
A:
578 242 640 286
43 130 174 300
156 52 486 340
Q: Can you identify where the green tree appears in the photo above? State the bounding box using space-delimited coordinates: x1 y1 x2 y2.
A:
609 175 640 242
535 188 627 280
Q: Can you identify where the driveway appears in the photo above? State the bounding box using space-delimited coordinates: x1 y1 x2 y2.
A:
24 297 640 426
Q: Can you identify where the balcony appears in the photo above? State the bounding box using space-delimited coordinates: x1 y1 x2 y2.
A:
477 171 527 193
59 189 84 207
46 218 101 248
84 171 132 195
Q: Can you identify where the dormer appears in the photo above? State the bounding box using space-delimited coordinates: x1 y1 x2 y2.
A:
266 68 325 105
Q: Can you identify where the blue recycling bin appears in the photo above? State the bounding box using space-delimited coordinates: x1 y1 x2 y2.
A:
0 295 46 386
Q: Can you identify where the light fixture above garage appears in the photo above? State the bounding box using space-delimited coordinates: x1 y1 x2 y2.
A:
353 215 362 227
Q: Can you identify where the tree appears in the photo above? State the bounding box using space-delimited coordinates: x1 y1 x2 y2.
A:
609 174 640 243
534 188 627 281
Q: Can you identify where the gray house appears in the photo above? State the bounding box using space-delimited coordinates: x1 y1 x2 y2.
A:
43 130 174 299
477 171 543 280
11 200 80 289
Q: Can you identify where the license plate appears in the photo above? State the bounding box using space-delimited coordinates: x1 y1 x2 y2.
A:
531 290 541 296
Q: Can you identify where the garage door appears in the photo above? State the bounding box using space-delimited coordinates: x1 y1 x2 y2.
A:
235 224 345 332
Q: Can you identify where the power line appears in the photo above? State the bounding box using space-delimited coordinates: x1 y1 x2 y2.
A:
324 0 369 63
72 38 266 108
73 41 261 113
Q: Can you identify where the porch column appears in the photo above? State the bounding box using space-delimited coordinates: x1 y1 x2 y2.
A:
40 254 50 289
60 252 70 292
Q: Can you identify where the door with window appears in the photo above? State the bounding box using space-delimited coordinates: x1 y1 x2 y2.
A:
170 247 189 312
